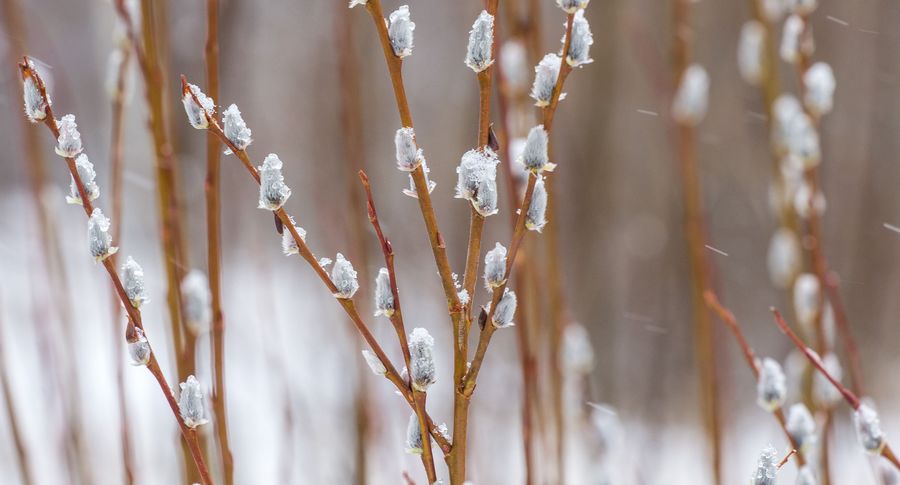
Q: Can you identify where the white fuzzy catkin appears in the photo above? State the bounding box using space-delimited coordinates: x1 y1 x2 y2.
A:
738 21 765 85
491 288 517 328
66 154 100 205
456 148 500 216
181 270 212 332
767 227 801 289
531 53 563 106
526 176 548 232
361 350 386 376
405 413 423 454
781 15 807 65
281 216 307 256
771 94 803 153
88 208 118 262
182 83 215 129
388 5 415 58
178 375 208 428
793 181 826 219
127 327 151 366
566 10 593 67
813 353 842 407
855 404 886 454
55 114 83 158
757 357 787 411
408 327 436 392
501 41 529 91
793 273 820 333
122 256 149 308
257 154 292 210
373 268 395 317
521 125 554 173
556 0 589 13
465 11 494 73
752 445 778 485
796 466 818 485
483 242 507 289
402 160 436 198
671 64 709 125
23 71 49 122
331 253 359 299
223 104 252 151
348 0 367 7
803 62 835 116
785 111 820 167
395 127 423 172
786 403 817 451
563 323 594 374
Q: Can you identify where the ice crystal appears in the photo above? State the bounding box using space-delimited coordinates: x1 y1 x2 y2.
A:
66 154 100 205
409 327 436 392
752 445 778 485
23 68 49 122
258 154 292 211
483 242 507 289
361 350 386 376
374 268 395 317
388 5 415 58
757 357 787 412
223 104 252 151
456 148 500 217
331 253 359 299
465 10 494 73
88 208 118 262
786 403 816 452
491 288 517 328
55 114 83 158
178 375 208 428
122 256 149 308
395 127 423 172
182 83 215 129
281 216 307 256
127 327 151 366
855 404 886 455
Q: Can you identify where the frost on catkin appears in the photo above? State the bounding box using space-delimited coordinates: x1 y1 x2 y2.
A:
408 327 436 391
88 208 118 262
520 125 554 174
855 403 886 455
756 357 787 412
813 353 842 407
280 216 307 256
56 114 83 158
483 242 507 289
405 413 423 454
394 127 423 172
531 53 563 107
361 350 386 376
122 256 149 308
565 10 593 67
526 176 548 232
22 64 49 123
373 268 395 317
182 83 215 129
456 148 500 217
331 253 359 299
491 288 517 328
66 154 100 205
181 270 212 333
752 445 778 485
465 11 494 73
671 64 709 125
223 104 252 152
258 154 292 211
127 327 150 366
178 375 208 428
388 6 415 58
402 160 436 199
786 403 816 451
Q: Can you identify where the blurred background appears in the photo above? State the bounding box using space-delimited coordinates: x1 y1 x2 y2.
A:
1 0 899 484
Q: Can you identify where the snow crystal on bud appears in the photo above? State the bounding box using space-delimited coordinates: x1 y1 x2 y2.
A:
520 125 554 173
796 466 817 485
793 181 826 219
409 327 436 392
563 323 594 374
526 176 548 232
402 161 436 199
767 228 801 289
565 10 593 67
395 127 423 172
331 253 359 299
348 0 367 7
388 5 415 58
752 445 778 485
122 256 149 308
756 357 787 412
88 208 118 262
66 154 100 205
803 62 835 117
793 273 820 333
23 72 49 123
281 216 307 256
257 154 292 211
483 242 507 289
813 353 843 407
456 148 500 217
556 0 589 13
127 327 151 366
491 288 517 328
55 114 83 158
181 270 212 333
178 375 208 428
781 15 809 65
361 350 386 376
786 403 817 451
671 64 709 125
405 413 423 454
223 104 252 151
531 53 563 107
738 21 765 85
182 83 215 129
855 404 886 455
374 268 395 317
465 11 494 73
501 41 529 91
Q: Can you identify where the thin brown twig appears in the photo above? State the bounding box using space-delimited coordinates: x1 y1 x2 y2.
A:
770 308 900 470
19 58 214 485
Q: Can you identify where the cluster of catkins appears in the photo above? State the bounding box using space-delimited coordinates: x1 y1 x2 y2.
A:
751 353 886 484
23 58 211 431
